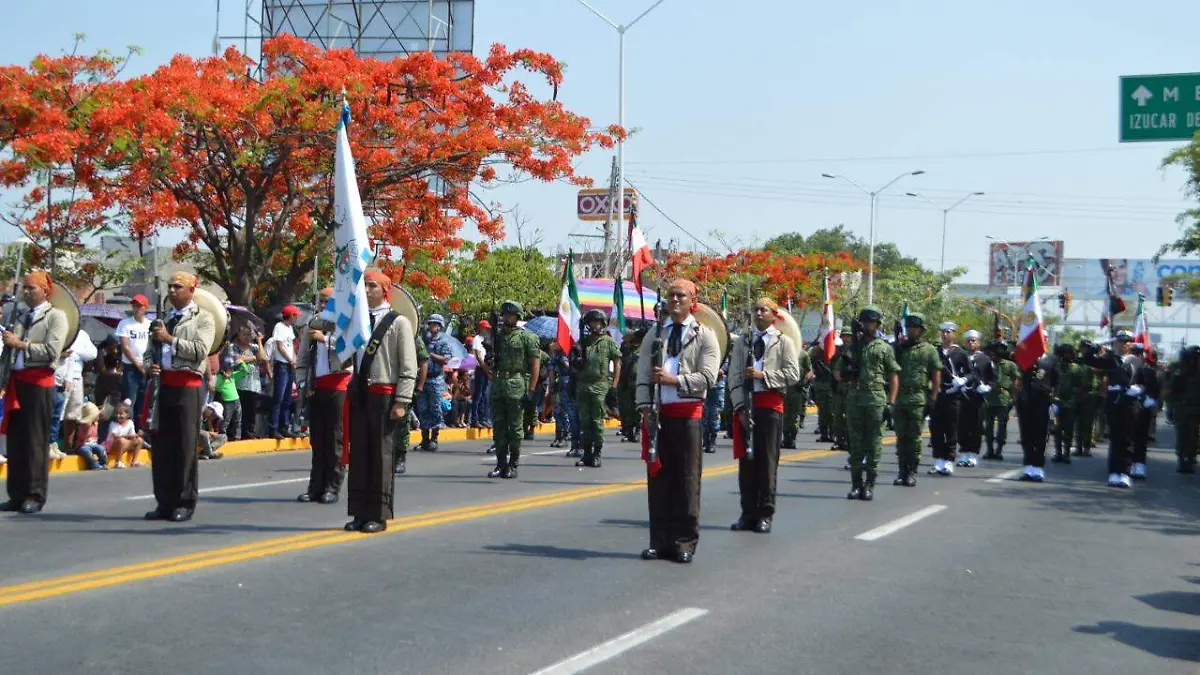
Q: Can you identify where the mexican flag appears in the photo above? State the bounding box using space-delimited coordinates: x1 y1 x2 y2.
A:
629 221 654 294
1133 295 1153 361
1012 260 1048 371
611 275 626 334
557 252 582 353
818 276 836 363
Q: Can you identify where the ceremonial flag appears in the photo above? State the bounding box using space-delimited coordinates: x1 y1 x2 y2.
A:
611 275 626 334
557 252 582 353
1133 294 1153 361
1013 260 1049 371
629 221 654 293
1100 268 1127 332
818 275 836 363
720 290 729 323
896 302 910 343
320 102 373 365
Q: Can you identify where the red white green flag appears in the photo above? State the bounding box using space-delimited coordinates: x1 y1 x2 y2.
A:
1013 260 1048 371
818 276 836 363
557 252 581 353
1133 295 1153 361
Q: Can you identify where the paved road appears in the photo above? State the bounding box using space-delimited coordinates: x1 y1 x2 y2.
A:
0 422 1196 674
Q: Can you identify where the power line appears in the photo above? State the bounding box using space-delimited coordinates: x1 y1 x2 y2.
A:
625 180 720 254
626 146 1159 166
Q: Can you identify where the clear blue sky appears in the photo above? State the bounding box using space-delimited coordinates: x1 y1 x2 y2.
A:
4 0 1200 283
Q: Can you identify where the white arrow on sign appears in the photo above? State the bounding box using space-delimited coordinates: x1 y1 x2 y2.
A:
1131 85 1153 107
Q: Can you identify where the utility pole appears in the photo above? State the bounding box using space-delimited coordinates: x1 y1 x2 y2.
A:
600 156 619 277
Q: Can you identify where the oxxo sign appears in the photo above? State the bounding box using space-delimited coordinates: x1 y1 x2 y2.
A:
577 188 638 221
1120 73 1200 142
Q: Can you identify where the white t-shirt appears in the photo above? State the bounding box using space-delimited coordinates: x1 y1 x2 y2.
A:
116 316 152 365
271 321 297 363
106 419 136 444
472 338 488 363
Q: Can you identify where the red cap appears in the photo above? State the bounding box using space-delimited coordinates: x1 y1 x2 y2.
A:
131 294 149 307
281 304 301 318
477 319 492 330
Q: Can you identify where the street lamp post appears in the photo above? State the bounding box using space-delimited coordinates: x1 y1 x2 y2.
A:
906 191 984 274
821 170 925 304
573 0 668 277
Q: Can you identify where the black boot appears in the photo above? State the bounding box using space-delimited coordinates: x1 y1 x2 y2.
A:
782 436 797 450
429 428 439 452
902 459 918 487
568 440 582 458
893 459 908 486
420 429 430 452
551 429 563 448
847 471 863 500
862 470 876 501
591 443 603 468
995 444 1004 461
504 455 519 479
576 443 592 467
1179 456 1195 474
1051 450 1066 463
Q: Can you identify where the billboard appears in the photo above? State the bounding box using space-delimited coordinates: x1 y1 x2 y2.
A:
1059 257 1200 299
577 188 638 221
988 240 1064 287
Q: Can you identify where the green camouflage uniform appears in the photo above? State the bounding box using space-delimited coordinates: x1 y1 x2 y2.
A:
523 347 551 437
983 358 1019 457
809 345 835 440
831 331 853 449
1054 360 1085 457
1168 354 1200 472
783 347 813 447
490 309 541 476
842 321 901 492
1076 366 1104 454
893 331 939 480
394 333 430 469
617 339 641 440
576 331 621 464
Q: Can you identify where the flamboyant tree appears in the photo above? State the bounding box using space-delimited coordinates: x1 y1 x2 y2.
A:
78 35 616 307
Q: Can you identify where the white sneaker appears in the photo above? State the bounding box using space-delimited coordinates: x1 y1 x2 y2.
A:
1032 467 1046 482
1131 463 1147 480
1119 473 1133 488
967 453 979 468
943 463 955 476
930 458 944 474
1020 465 1036 480
0 454 6 465
1107 473 1122 487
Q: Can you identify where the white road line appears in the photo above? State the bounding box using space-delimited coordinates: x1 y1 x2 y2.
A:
854 504 947 542
124 477 309 501
986 469 1023 484
528 607 709 675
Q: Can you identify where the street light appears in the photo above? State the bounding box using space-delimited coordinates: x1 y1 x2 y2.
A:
572 0 669 277
821 170 925 304
906 191 984 274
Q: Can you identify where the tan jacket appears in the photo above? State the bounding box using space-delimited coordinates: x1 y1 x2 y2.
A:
726 326 801 410
142 303 215 377
297 316 352 382
358 309 418 407
635 316 721 406
16 304 68 370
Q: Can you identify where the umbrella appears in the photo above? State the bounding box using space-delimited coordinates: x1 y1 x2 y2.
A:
226 305 266 338
81 303 129 322
438 334 468 360
522 315 559 340
576 278 659 321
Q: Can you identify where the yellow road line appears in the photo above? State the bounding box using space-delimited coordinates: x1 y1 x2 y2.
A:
0 449 835 608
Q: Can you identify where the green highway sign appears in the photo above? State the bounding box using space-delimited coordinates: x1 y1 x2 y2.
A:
1120 72 1200 142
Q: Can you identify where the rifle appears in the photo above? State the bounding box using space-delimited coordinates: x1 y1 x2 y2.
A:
646 298 667 467
141 281 166 430
0 243 27 395
297 295 321 437
740 330 756 462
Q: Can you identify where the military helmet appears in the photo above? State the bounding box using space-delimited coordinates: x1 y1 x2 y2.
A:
840 325 853 336
903 311 926 328
1115 329 1134 342
583 308 607 325
426 313 445 327
858 305 883 322
500 300 524 317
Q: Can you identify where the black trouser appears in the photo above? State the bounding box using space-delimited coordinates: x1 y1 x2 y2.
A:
1132 406 1153 465
647 417 702 556
238 388 259 439
1106 400 1135 475
307 388 347 498
1017 394 1050 468
930 394 960 461
958 394 984 453
348 390 398 523
151 383 203 513
6 380 53 506
738 407 782 521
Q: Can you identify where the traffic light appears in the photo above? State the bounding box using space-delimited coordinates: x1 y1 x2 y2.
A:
1156 286 1164 306
1165 285 1175 306
1057 293 1065 309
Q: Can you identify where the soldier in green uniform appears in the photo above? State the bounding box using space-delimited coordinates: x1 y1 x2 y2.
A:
1052 343 1085 464
831 326 853 452
1168 346 1200 474
982 341 1020 460
617 330 642 442
487 301 541 480
572 310 621 467
393 331 430 475
523 341 551 440
1075 358 1105 457
838 306 901 500
782 344 813 448
891 312 941 487
809 341 835 442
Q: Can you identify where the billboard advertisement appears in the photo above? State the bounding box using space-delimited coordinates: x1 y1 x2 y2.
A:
577 188 638 221
988 240 1064 286
1059 257 1200 299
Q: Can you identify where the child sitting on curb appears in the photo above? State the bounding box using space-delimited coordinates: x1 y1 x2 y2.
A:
106 401 145 468
199 401 227 460
73 401 108 470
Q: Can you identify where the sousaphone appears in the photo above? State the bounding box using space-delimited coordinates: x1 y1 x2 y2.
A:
49 280 81 351
192 288 229 355
693 302 729 358
773 307 803 350
391 283 421 332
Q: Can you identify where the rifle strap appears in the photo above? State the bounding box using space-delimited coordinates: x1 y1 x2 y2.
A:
354 310 399 397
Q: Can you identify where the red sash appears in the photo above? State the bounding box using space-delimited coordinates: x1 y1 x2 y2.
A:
0 368 55 434
315 372 351 391
161 370 203 388
368 384 396 396
731 390 785 460
640 401 705 477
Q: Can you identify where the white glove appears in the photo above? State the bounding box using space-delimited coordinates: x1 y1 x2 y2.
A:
976 384 992 395
1126 385 1144 397
1143 397 1158 409
1050 404 1060 416
952 377 968 388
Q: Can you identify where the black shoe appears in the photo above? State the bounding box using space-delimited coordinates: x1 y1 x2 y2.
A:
674 550 693 564
903 473 917 487
430 430 439 452
394 460 406 475
318 492 338 505
860 485 874 501
144 508 168 520
703 444 716 454
523 432 535 441
1051 452 1066 464
169 507 193 522
0 500 18 512
893 471 907 486
19 500 42 514
755 519 772 534
640 548 659 561
488 465 505 478
1179 459 1195 474
360 521 386 534
486 445 495 454
576 456 590 467
296 493 314 503
344 519 363 532
730 517 754 531
501 466 516 479
847 486 863 499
